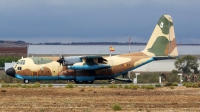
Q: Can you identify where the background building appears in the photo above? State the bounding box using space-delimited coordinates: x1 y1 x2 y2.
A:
28 45 200 58
27 44 200 72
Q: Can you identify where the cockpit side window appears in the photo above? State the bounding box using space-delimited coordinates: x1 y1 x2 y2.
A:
17 66 22 70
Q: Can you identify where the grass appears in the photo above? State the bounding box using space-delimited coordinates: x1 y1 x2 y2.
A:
65 83 75 88
101 84 104 88
155 83 161 87
33 82 41 88
40 108 45 112
183 82 193 87
1 83 41 88
124 84 140 90
48 84 53 87
107 84 118 88
1 83 11 88
112 103 122 111
129 84 140 90
170 86 174 89
118 84 123 88
42 84 46 87
193 83 199 88
141 85 155 90
165 82 172 86
172 82 178 86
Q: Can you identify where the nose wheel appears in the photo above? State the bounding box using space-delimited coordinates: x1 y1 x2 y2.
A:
24 79 29 84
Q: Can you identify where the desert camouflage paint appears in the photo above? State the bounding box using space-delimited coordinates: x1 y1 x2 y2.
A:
6 15 178 83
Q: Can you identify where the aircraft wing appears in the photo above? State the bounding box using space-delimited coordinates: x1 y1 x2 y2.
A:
153 56 177 60
68 55 110 70
80 55 107 62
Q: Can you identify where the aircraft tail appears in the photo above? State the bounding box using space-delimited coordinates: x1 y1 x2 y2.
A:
142 15 178 57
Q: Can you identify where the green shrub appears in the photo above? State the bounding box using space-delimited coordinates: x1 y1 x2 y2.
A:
74 84 78 87
33 82 41 88
197 82 200 87
193 83 199 88
141 85 155 90
112 103 122 111
1 83 10 88
6 83 22 88
165 82 172 86
26 84 33 88
48 84 53 87
21 84 27 88
183 82 193 87
21 84 32 88
118 84 123 88
155 84 161 87
107 84 117 88
170 86 174 89
129 84 140 90
10 84 17 87
65 83 74 88
42 84 46 88
124 84 139 90
101 84 104 88
16 83 22 87
172 82 178 86
40 108 45 112
124 85 130 89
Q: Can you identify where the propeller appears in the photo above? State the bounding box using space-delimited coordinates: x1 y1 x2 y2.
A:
57 55 65 65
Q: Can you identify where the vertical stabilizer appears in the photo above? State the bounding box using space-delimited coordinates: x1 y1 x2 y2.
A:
142 15 178 57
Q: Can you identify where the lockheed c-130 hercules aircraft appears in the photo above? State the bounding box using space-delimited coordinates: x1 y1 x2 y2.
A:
6 15 178 84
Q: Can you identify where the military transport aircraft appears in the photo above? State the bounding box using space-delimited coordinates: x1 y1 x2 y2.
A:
6 15 178 84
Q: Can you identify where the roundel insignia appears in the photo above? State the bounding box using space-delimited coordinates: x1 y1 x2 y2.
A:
160 22 164 28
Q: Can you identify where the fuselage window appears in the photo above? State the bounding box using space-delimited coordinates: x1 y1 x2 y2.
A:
17 66 22 70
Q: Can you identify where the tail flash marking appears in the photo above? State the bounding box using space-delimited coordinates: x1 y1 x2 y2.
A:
110 46 115 52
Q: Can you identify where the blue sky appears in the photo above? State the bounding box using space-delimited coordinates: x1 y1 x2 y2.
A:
0 0 199 44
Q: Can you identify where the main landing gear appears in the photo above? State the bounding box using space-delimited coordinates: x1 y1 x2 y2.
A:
110 79 115 84
74 80 94 84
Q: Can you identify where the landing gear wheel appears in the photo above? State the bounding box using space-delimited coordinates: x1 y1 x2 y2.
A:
24 79 29 84
75 80 84 84
110 79 115 84
85 81 94 84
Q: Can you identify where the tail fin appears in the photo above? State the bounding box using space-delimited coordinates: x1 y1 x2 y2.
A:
142 15 178 57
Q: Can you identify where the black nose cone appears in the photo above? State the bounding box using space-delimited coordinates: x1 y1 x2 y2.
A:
6 67 16 77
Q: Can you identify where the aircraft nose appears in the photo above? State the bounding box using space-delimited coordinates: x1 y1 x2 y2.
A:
6 67 16 77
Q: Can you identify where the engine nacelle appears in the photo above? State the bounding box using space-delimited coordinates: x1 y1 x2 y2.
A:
64 56 82 65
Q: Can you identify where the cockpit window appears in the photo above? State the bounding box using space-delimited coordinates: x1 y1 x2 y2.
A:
17 60 25 65
22 60 25 65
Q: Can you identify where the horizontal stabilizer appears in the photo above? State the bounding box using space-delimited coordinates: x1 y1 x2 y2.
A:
114 77 133 83
153 56 177 60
